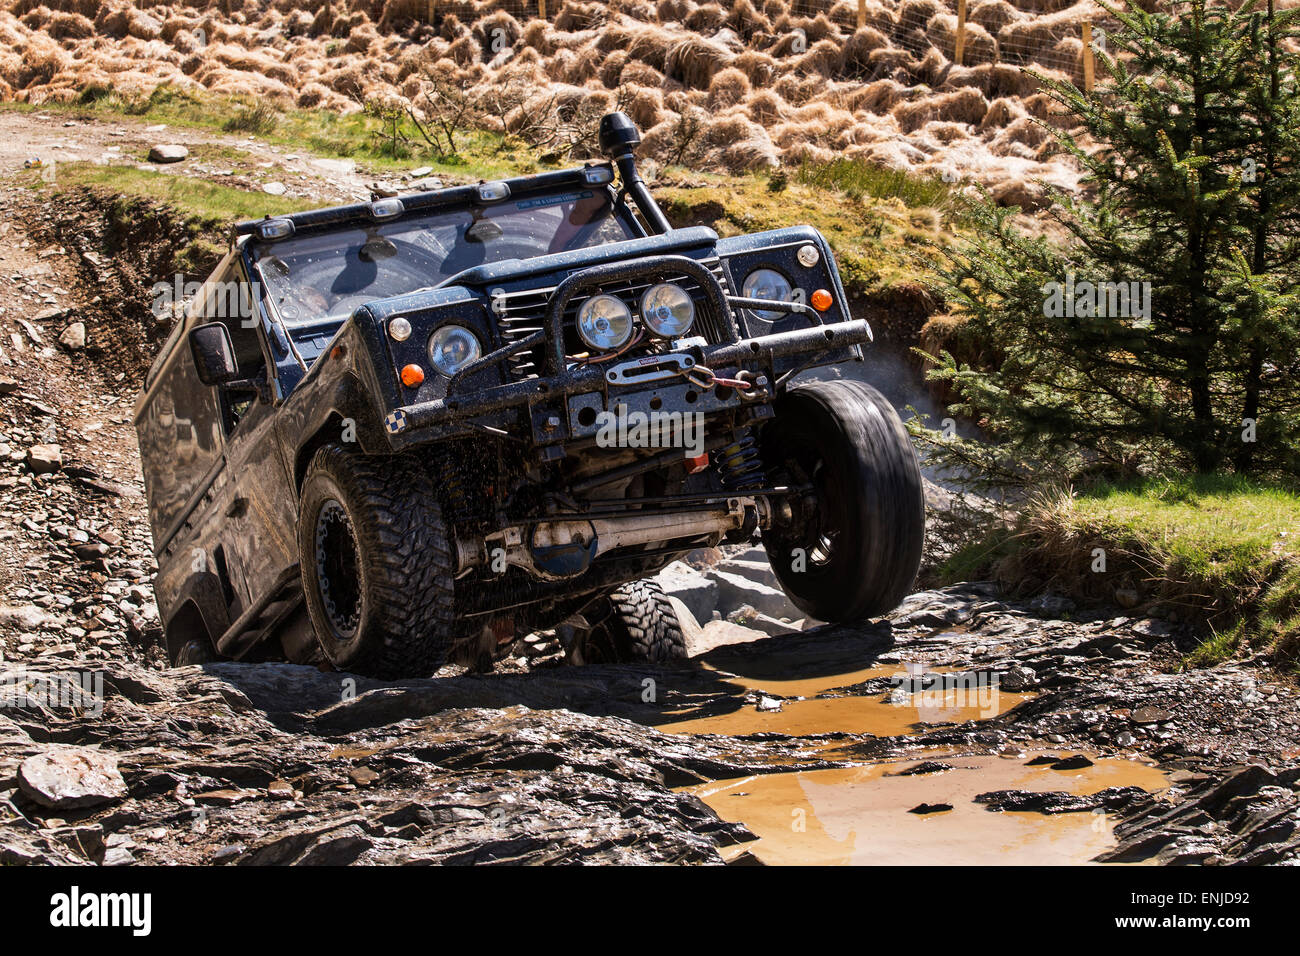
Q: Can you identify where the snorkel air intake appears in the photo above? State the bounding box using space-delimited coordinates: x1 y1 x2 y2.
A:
599 111 672 236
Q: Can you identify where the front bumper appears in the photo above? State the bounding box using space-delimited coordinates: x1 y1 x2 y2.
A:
382 318 872 445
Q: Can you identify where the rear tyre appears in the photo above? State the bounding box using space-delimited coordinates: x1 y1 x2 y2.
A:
298 444 454 679
173 638 217 666
567 580 688 665
761 379 925 622
166 602 221 667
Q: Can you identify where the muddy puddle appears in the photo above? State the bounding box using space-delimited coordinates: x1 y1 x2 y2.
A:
683 754 1170 865
660 655 1168 864
657 661 1029 737
698 663 903 698
662 690 1031 737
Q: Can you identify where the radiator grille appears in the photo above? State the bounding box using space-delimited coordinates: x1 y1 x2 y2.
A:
492 258 735 380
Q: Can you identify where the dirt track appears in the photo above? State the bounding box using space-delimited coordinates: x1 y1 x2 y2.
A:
0 108 410 203
1 111 1299 866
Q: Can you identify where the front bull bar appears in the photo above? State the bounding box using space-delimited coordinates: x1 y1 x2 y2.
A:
387 318 872 435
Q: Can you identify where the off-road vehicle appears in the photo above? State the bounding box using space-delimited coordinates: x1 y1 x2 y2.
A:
134 112 925 677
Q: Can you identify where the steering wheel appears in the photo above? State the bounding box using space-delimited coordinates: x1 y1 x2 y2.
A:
271 243 444 321
318 293 393 320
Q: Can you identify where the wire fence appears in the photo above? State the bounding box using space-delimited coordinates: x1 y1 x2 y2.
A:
882 1 1107 82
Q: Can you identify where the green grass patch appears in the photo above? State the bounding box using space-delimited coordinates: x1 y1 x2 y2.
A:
1184 621 1247 668
221 100 280 136
19 161 314 221
15 161 316 273
1062 474 1300 588
657 167 959 296
945 474 1300 672
796 158 960 212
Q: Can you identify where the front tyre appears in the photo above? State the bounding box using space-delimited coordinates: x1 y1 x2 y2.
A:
761 380 924 622
298 445 454 679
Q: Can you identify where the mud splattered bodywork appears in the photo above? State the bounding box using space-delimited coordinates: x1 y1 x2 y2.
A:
134 113 924 677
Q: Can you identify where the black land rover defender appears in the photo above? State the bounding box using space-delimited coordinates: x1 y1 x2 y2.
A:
134 112 925 677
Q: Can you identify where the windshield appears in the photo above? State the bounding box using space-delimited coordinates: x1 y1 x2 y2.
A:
249 189 636 328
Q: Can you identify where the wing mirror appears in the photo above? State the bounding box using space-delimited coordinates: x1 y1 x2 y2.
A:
189 323 240 386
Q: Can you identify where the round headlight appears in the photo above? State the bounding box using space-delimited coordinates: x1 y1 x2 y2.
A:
428 325 481 377
576 294 634 352
640 283 695 339
742 268 794 321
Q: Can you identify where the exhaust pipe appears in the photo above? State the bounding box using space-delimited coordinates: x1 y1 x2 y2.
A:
599 111 672 236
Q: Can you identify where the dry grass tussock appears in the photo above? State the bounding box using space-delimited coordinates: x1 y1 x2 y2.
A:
1 0 1103 193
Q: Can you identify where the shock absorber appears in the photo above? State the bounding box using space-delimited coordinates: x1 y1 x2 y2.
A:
716 430 765 491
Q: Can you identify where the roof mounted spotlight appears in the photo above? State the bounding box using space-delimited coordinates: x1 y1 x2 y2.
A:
369 198 405 221
255 217 295 241
598 111 671 236
477 181 511 203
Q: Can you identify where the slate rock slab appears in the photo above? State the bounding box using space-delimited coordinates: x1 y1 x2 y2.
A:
18 746 128 809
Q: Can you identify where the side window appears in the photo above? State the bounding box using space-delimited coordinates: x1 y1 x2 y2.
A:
205 272 267 436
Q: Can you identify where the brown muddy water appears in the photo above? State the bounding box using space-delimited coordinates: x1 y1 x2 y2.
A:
662 674 1030 737
657 658 1028 737
664 658 1170 864
682 755 1169 865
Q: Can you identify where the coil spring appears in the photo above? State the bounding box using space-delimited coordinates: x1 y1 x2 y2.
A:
717 431 765 491
442 455 473 523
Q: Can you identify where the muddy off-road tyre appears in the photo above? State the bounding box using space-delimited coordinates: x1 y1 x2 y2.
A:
761 379 924 622
298 445 454 679
567 580 688 665
172 638 217 666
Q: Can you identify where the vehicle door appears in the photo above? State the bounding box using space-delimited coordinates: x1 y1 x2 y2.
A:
202 263 299 626
135 295 229 634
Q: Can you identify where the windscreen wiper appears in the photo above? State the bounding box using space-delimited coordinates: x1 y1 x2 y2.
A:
431 259 524 291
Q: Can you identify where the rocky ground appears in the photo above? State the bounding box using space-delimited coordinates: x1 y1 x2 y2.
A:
1 110 1299 867
3 579 1299 865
